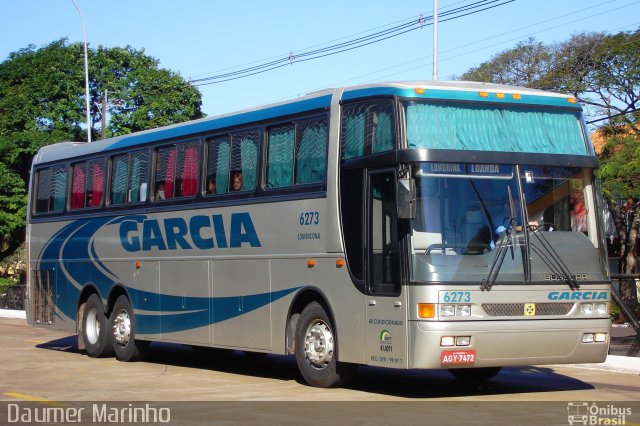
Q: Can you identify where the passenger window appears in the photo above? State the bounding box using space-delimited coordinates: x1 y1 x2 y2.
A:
266 117 328 189
70 162 87 209
35 166 68 214
267 124 294 188
110 150 149 205
86 158 105 208
230 131 259 192
206 136 231 195
341 100 395 159
296 118 327 185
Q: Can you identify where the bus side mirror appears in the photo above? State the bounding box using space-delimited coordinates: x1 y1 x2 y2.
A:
397 177 416 220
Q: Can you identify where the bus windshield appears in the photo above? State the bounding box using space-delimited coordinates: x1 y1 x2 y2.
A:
410 162 600 284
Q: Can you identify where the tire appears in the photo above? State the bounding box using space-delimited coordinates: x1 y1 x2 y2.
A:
82 294 114 358
294 302 353 388
449 367 502 382
110 295 147 362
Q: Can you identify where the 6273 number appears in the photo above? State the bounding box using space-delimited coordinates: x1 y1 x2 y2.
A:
299 211 319 226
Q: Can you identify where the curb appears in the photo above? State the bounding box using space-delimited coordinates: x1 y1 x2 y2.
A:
0 309 27 320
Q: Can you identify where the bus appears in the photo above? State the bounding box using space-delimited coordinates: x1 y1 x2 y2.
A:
26 81 611 388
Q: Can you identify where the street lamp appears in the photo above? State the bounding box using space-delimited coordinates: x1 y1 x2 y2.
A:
70 0 92 143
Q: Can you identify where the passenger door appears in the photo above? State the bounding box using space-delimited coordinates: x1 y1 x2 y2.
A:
365 170 408 368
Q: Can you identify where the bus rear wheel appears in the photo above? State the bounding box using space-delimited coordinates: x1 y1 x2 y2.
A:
448 367 502 382
110 295 147 362
82 293 113 358
295 302 353 388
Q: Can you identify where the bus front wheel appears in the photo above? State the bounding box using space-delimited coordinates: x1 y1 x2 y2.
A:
295 302 352 388
82 293 113 358
110 295 147 362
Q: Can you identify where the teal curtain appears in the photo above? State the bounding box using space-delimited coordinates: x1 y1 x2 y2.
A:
130 156 142 202
216 142 230 193
111 156 128 205
406 103 587 154
342 114 365 159
297 122 327 185
372 111 393 153
267 125 294 188
51 167 67 211
240 138 258 190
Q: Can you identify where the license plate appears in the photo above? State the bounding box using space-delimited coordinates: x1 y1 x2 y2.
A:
441 350 476 365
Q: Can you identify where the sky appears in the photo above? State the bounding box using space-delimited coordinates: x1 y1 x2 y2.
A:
1 0 639 117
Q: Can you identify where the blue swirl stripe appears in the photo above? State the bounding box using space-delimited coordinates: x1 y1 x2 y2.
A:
37 216 300 335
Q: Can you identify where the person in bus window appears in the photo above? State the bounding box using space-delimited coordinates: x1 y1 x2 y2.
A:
156 182 166 200
206 176 216 194
232 171 243 191
570 191 587 232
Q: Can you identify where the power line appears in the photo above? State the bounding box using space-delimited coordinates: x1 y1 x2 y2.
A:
587 109 639 125
189 0 514 86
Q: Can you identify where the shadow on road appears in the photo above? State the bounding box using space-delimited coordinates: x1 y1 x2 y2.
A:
35 336 594 399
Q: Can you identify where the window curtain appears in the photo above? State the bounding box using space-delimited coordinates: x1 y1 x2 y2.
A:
71 165 85 209
164 149 176 199
372 111 393 154
89 163 104 207
240 138 258 190
216 142 230 193
297 124 327 185
51 167 67 211
181 146 198 196
406 103 586 154
342 113 365 159
267 126 294 188
111 156 128 205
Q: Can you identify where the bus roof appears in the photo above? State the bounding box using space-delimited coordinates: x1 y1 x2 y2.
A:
32 81 581 166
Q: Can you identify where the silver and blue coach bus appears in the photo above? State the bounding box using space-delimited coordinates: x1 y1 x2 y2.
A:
26 81 611 387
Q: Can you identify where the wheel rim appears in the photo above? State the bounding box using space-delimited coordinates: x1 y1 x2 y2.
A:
113 309 132 347
303 319 334 369
85 307 100 345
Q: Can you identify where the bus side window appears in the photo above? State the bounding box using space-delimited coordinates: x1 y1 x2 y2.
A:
35 168 52 213
155 146 176 200
175 142 199 197
267 124 294 189
296 117 327 185
206 136 231 195
341 100 395 160
111 151 149 205
70 162 87 209
230 130 259 192
86 158 105 208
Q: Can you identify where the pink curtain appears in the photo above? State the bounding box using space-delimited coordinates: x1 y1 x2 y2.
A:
181 147 198 196
71 165 85 209
90 164 104 207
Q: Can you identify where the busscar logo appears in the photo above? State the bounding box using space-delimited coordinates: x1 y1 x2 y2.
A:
566 402 632 425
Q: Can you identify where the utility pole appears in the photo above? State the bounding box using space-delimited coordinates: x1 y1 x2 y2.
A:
71 0 92 143
101 90 107 140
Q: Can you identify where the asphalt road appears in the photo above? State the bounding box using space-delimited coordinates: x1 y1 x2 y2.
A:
1 317 639 425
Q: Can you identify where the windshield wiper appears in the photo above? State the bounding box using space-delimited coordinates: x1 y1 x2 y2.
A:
481 187 516 292
527 226 580 290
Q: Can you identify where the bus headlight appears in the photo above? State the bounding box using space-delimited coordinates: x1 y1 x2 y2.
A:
441 305 456 317
580 303 594 315
582 333 594 343
456 305 471 317
594 303 608 316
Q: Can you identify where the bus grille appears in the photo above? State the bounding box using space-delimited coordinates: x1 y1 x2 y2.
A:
481 303 574 317
32 269 55 324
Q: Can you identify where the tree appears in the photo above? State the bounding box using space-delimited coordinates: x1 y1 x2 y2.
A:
0 39 204 258
460 38 553 89
460 30 640 125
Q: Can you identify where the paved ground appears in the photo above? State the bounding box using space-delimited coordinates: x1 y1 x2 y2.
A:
1 316 639 425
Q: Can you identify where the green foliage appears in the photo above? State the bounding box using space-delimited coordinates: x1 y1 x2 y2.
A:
598 131 640 199
0 39 204 259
